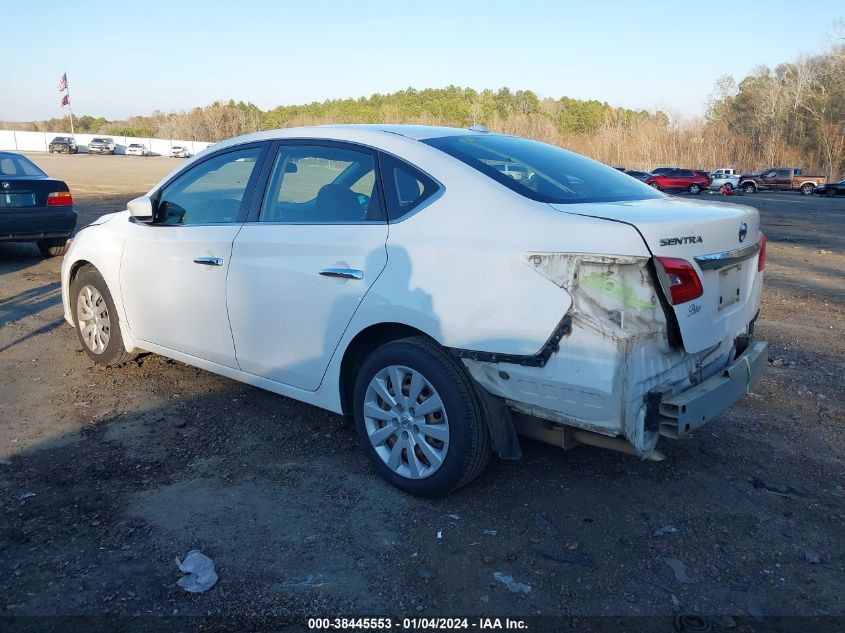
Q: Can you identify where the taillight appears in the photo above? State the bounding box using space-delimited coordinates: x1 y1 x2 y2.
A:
47 191 73 206
757 231 767 271
655 256 703 305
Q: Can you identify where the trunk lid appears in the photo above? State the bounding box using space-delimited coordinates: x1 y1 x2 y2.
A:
0 177 67 208
549 197 762 353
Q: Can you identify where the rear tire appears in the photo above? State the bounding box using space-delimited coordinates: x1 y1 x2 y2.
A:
70 265 136 366
801 183 815 196
37 238 68 257
743 183 756 194
688 183 701 195
352 336 492 497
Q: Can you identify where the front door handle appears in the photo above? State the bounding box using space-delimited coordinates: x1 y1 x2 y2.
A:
319 268 364 280
194 257 224 266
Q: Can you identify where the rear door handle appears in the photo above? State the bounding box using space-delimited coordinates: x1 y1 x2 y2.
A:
319 268 364 280
193 257 224 266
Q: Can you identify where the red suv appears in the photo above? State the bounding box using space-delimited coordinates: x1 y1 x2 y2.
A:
645 169 710 194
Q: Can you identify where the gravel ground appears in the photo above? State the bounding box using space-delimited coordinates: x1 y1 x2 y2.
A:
1 154 844 632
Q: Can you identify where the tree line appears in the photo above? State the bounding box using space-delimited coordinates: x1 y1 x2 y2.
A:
4 29 842 178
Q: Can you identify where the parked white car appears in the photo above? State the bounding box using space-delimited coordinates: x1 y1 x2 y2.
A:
61 125 767 496
126 143 147 156
709 173 740 190
170 146 190 158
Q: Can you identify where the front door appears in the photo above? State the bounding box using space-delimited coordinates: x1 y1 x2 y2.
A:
120 144 266 367
228 141 389 390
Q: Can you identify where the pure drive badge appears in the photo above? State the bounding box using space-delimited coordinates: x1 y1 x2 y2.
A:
659 236 703 246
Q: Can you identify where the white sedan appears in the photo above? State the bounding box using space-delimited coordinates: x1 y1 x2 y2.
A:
126 143 147 156
61 125 767 496
709 173 740 191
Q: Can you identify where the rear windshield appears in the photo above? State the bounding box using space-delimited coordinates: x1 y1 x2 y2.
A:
423 134 662 204
0 153 47 177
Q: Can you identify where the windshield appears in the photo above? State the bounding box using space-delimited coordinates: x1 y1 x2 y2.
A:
423 134 662 204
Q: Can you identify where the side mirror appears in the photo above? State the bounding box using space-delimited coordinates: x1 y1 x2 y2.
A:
127 195 154 222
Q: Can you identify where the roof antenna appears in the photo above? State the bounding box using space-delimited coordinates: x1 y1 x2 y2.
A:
468 125 490 133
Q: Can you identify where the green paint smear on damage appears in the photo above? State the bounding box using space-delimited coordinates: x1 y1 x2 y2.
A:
581 272 656 310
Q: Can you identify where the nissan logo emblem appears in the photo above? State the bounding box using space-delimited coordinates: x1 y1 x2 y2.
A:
738 222 748 243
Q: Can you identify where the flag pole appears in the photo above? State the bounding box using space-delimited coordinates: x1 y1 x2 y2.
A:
65 70 75 137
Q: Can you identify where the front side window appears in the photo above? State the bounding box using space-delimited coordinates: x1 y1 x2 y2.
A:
155 146 262 225
423 135 661 204
259 144 383 222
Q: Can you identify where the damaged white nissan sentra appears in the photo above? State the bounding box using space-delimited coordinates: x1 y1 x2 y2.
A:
61 125 767 496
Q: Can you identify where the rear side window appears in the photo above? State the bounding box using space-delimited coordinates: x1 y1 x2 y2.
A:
423 134 660 204
259 144 384 223
378 153 439 220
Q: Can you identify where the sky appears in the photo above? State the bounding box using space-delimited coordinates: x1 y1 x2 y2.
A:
2 0 842 122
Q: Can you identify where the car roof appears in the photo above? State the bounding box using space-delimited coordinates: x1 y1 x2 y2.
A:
211 124 494 153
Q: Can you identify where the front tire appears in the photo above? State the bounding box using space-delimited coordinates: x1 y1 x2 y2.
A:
743 183 756 194
353 336 491 497
37 238 68 257
826 188 837 198
71 266 136 366
649 182 660 190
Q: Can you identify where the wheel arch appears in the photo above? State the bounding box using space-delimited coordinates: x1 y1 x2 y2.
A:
338 322 433 415
65 259 95 326
61 228 139 353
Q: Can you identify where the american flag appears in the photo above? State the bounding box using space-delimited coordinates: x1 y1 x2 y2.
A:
58 73 67 92
60 94 70 108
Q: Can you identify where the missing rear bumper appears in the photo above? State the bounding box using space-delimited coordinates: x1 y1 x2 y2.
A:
655 340 767 438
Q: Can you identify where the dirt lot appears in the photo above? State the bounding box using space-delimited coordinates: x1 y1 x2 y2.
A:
1 154 844 631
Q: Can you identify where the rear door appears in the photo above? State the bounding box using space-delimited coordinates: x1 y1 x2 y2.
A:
120 143 267 367
227 140 389 390
661 169 681 189
776 169 792 190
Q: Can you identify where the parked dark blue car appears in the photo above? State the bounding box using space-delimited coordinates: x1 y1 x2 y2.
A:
0 152 76 256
